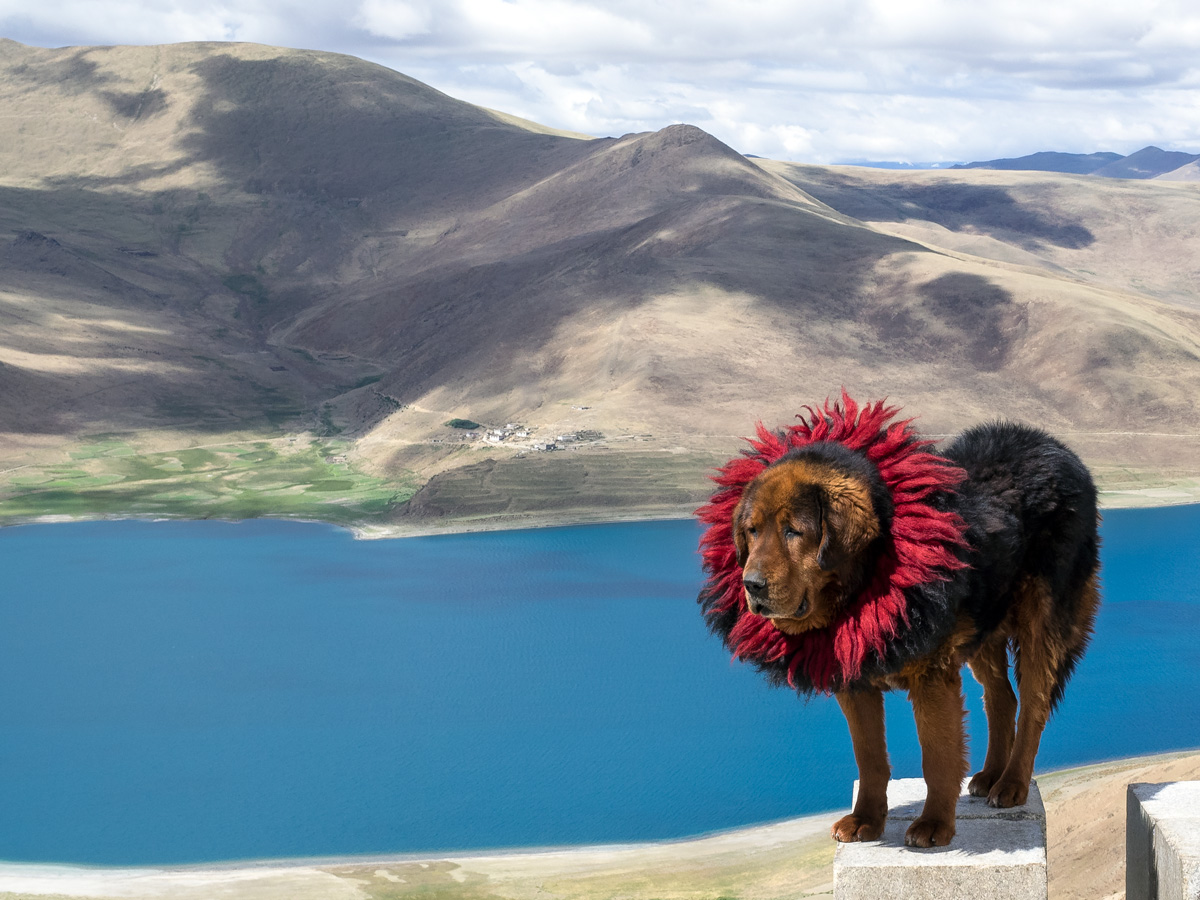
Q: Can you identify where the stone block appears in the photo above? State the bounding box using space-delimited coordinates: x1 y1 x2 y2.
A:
834 778 1046 900
1128 782 1200 900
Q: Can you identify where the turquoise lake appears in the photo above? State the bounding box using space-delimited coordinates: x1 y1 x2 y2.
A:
1 506 1199 865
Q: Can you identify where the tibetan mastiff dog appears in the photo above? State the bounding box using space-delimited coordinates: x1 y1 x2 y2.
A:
697 394 1100 848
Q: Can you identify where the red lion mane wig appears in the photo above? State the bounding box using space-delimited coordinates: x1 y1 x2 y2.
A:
697 392 970 693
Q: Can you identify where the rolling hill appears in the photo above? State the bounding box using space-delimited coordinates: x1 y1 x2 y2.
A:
2 39 1199 530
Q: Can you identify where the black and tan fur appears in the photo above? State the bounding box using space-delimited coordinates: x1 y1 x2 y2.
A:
729 422 1100 848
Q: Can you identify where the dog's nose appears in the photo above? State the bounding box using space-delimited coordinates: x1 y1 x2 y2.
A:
739 573 768 595
743 571 768 599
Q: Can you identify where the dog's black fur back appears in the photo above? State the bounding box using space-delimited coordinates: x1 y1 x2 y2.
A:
942 421 1100 707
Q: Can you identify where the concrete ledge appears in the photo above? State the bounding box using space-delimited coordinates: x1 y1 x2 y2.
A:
835 778 1046 900
1128 782 1200 900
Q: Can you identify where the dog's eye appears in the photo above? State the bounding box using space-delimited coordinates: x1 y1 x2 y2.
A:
785 527 802 539
747 526 758 537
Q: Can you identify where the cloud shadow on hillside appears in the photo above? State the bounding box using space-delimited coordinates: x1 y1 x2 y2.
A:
174 53 597 210
865 272 1027 372
792 172 1095 251
6 48 115 94
102 88 169 121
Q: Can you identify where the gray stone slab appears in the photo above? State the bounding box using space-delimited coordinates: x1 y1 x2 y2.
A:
836 818 1047 900
852 777 1046 821
1129 783 1200 900
835 778 1047 900
1131 786 1158 900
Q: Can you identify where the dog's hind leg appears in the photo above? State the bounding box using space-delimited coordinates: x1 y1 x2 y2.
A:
831 687 889 842
988 576 1059 808
906 667 968 848
966 635 1017 798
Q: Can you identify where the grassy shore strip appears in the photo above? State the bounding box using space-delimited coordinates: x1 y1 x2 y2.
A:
0 437 418 529
3 748 1200 900
1 437 1197 538
1092 468 1200 508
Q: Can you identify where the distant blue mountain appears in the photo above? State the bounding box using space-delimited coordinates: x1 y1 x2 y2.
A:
952 151 1123 175
951 147 1200 178
1089 146 1200 179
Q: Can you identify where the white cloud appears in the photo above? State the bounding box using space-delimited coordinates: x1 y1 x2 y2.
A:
354 0 432 40
3 0 1200 161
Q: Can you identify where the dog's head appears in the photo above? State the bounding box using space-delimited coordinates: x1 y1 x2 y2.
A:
732 443 892 635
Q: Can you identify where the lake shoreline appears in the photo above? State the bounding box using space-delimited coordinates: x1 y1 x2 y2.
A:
2 485 1197 542
354 485 1200 539
3 748 1198 900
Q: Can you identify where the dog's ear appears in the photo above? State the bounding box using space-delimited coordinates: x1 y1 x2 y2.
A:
816 481 880 573
732 488 753 568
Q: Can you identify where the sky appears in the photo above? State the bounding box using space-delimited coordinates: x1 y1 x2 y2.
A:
3 0 1200 164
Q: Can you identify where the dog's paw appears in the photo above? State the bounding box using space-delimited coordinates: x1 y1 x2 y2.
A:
968 769 1000 797
904 816 955 848
987 778 1030 808
831 813 885 842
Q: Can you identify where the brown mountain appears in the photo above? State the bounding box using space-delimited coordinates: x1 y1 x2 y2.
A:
2 39 1199 528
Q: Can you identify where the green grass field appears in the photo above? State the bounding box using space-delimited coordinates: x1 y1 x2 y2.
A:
3 432 1194 536
0 437 417 527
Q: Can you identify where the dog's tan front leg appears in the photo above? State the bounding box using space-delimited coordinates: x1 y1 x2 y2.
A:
831 686 889 842
906 668 967 848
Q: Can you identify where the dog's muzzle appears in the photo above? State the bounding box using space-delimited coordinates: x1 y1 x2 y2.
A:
742 571 769 615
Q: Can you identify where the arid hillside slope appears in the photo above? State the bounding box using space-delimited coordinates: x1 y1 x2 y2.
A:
2 39 1199 527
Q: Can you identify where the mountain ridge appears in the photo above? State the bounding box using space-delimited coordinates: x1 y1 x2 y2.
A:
2 39 1200 527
